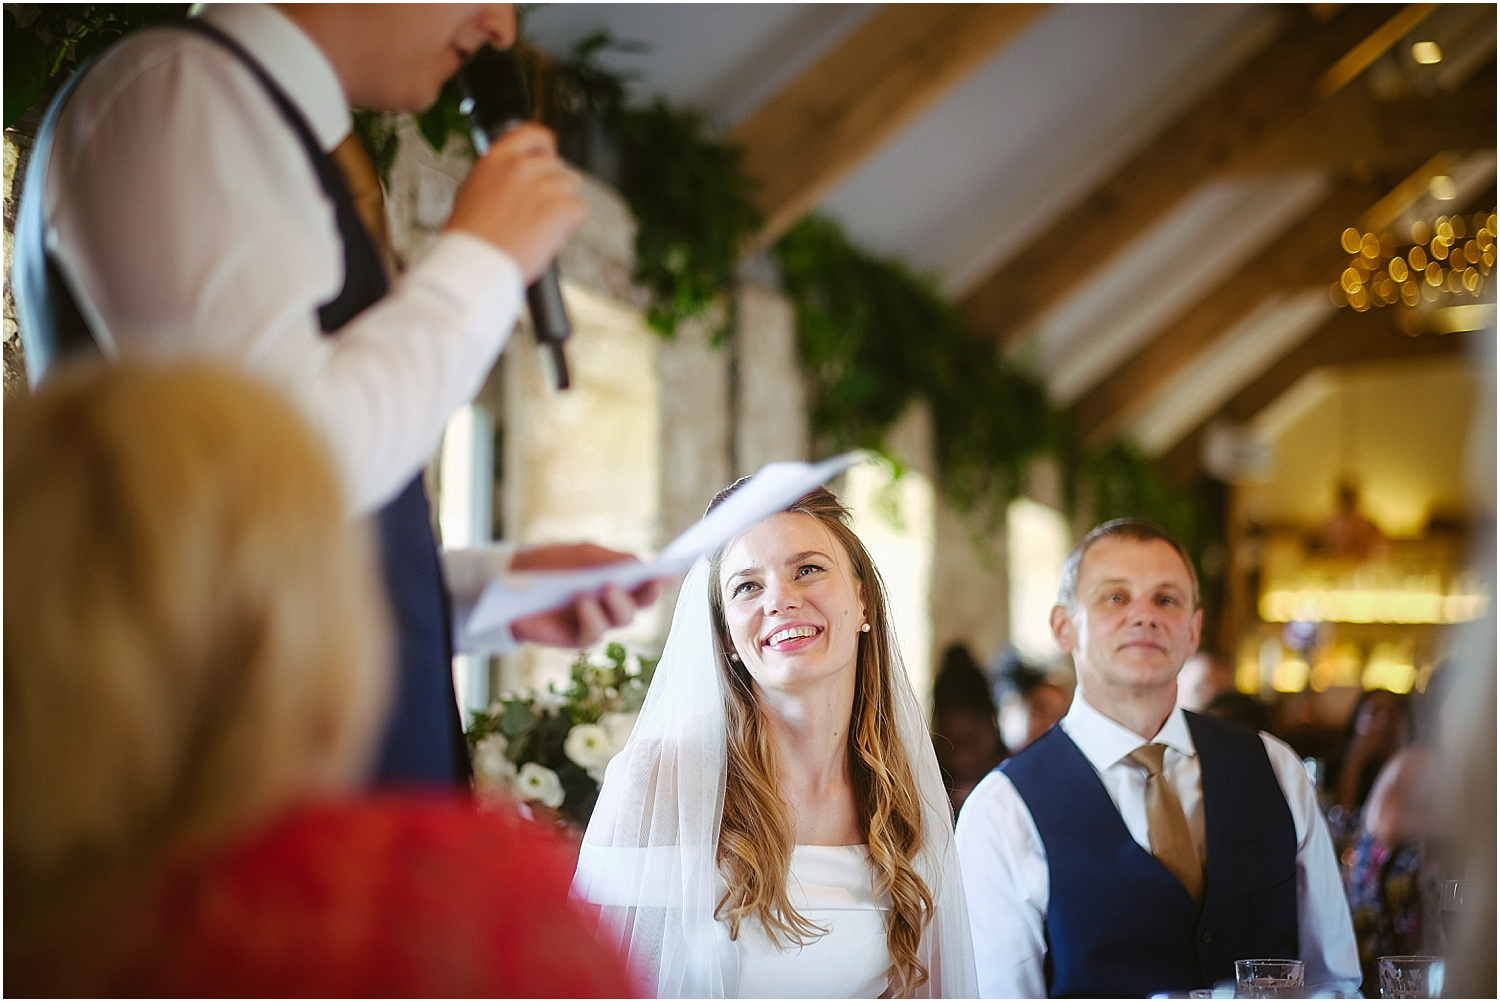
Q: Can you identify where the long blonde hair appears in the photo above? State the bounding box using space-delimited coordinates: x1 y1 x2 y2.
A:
707 486 934 997
4 362 391 918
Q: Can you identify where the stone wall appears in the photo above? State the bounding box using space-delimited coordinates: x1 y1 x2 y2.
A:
3 132 33 397
6 106 1022 700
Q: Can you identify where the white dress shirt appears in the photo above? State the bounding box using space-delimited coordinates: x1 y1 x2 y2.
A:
42 4 523 515
954 693 1362 999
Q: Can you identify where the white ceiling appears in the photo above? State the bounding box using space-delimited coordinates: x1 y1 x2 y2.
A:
525 3 1496 467
526 3 1278 294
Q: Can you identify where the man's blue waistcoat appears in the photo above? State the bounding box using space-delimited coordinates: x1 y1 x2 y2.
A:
1001 711 1299 998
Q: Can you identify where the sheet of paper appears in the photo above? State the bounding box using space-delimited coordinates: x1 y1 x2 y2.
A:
465 452 863 638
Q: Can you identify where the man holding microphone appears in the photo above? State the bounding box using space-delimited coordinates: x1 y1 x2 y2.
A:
19 4 658 785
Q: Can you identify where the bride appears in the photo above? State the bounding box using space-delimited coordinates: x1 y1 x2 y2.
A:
575 484 977 998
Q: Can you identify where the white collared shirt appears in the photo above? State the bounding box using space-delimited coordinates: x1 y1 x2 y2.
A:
954 693 1362 999
42 3 523 515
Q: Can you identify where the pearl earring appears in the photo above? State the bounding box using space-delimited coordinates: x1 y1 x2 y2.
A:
728 651 740 662
860 623 871 633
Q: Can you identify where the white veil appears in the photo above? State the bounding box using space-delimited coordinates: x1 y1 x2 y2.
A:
573 557 978 998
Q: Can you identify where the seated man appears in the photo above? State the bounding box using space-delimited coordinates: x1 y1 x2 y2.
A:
955 518 1360 997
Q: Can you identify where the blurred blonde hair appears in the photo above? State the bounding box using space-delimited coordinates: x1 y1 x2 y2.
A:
4 362 391 913
707 486 933 998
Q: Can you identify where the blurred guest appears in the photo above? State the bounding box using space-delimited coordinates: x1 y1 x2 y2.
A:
994 646 1071 751
1202 691 1275 735
1311 480 1388 561
932 644 1009 815
1325 688 1412 856
1345 665 1453 994
956 518 1360 997
1023 678 1071 747
1345 744 1443 996
1177 652 1235 712
4 363 637 998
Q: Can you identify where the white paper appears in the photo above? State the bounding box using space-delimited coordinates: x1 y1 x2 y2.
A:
465 451 863 637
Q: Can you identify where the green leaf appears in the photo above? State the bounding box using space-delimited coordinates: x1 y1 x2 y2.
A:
352 110 401 184
416 102 452 153
499 700 535 739
4 10 50 129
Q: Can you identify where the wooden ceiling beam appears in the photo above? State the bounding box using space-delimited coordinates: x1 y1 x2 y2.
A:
1230 72 1497 174
1157 307 1477 483
1071 179 1391 445
958 5 1409 347
732 4 1047 248
1316 2 1439 96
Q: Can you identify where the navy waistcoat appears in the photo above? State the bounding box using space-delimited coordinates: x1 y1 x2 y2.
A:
13 20 470 786
1001 711 1298 997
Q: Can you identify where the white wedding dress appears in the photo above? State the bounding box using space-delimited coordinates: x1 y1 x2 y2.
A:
573 559 978 998
718 844 891 998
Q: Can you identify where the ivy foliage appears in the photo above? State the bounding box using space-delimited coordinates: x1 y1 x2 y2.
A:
532 33 762 336
4 4 187 129
390 31 764 338
775 215 1059 511
2 8 1212 540
612 99 762 335
1086 440 1202 543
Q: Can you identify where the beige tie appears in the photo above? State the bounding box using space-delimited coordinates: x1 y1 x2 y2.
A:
1127 743 1203 906
329 134 398 277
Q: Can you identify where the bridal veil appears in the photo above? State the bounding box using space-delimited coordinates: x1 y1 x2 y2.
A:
573 557 979 997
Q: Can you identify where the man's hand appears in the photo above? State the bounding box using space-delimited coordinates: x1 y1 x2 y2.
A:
446 123 586 282
508 543 664 649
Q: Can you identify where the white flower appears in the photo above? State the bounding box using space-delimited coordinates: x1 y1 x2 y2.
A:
472 733 516 786
535 688 568 712
600 711 638 753
564 722 613 770
515 762 565 809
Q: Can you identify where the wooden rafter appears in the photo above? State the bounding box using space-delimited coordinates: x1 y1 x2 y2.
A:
1231 72 1497 174
1070 180 1391 445
958 5 1403 346
1316 2 1439 97
731 3 1047 247
1158 307 1478 483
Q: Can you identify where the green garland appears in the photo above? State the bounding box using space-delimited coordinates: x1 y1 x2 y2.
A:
774 215 1060 512
401 32 763 339
4 10 1214 556
611 99 761 335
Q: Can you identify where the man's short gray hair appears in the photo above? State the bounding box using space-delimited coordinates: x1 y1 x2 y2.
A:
1056 518 1199 611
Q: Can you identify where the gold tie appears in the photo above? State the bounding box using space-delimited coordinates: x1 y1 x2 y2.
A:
329 134 398 277
1127 743 1204 905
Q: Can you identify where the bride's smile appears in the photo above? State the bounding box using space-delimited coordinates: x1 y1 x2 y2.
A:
719 513 866 693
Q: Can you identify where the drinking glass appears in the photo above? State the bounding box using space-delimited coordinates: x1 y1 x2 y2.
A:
1234 959 1305 999
1377 955 1444 998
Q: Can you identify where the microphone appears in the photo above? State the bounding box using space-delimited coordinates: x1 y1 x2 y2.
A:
458 48 572 391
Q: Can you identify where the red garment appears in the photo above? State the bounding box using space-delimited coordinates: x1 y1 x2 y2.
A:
10 793 640 998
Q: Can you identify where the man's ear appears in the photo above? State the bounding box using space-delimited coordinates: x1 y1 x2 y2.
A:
1050 604 1077 654
1186 606 1203 658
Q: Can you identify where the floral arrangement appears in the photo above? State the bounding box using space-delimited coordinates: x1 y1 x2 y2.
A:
467 643 657 826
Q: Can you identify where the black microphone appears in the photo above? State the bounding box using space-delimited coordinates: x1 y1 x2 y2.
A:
458 48 572 391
